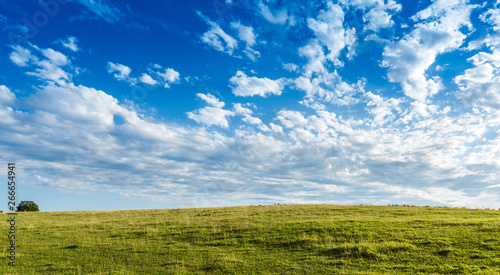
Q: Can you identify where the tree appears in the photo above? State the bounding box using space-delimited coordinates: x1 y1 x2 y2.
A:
16 201 39 212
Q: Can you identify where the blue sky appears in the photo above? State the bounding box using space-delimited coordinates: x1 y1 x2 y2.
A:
0 0 499 211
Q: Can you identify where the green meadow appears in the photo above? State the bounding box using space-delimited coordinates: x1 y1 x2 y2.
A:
1 204 499 274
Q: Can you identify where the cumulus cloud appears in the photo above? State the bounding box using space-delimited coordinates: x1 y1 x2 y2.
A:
298 39 327 76
139 73 158 85
187 93 234 127
233 103 266 126
258 1 290 25
277 110 308 129
107 62 180 88
197 12 263 60
365 91 402 125
229 71 284 97
231 22 256 46
231 21 260 60
158 68 180 84
198 11 238 55
107 62 136 84
382 0 476 102
3 69 500 208
283 63 299 72
9 45 35 67
0 85 15 105
362 1 401 31
58 36 79 52
340 0 401 31
453 5 500 111
187 107 234 128
41 48 68 66
307 2 356 66
187 95 269 129
479 3 500 31
294 70 364 106
151 65 181 88
454 48 500 110
197 93 225 108
9 45 71 84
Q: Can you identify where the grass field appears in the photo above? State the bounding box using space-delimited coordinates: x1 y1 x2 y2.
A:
1 204 499 274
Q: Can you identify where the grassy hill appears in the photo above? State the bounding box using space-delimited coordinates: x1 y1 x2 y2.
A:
1 204 499 274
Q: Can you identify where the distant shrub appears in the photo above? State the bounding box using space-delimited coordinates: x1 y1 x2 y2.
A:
17 201 40 212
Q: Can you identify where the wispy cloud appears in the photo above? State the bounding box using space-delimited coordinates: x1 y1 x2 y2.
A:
71 0 124 23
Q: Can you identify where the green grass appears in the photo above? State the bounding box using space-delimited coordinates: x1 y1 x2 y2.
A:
1 204 500 274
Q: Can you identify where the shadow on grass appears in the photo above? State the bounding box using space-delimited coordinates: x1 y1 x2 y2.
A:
62 245 79 249
321 244 382 260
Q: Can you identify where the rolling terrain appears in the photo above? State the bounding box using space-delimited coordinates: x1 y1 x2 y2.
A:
1 204 500 274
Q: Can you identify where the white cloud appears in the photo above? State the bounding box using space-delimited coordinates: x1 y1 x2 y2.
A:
231 22 256 46
158 68 180 83
187 93 234 128
307 2 356 67
282 63 298 72
452 5 500 111
277 110 308 129
157 68 180 88
382 0 476 102
340 0 401 31
232 103 251 115
0 85 15 105
107 62 136 84
480 4 500 31
59 36 79 52
454 49 500 110
187 106 234 128
188 96 267 129
72 0 123 23
9 45 36 67
107 62 180 88
139 73 158 85
294 70 364 106
365 92 402 125
107 62 131 80
197 13 261 60
25 81 126 129
258 1 290 25
201 25 238 54
233 103 264 125
9 45 71 84
197 93 225 108
298 39 327 76
363 1 401 31
198 11 238 55
229 71 284 97
231 21 260 60
41 48 68 66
